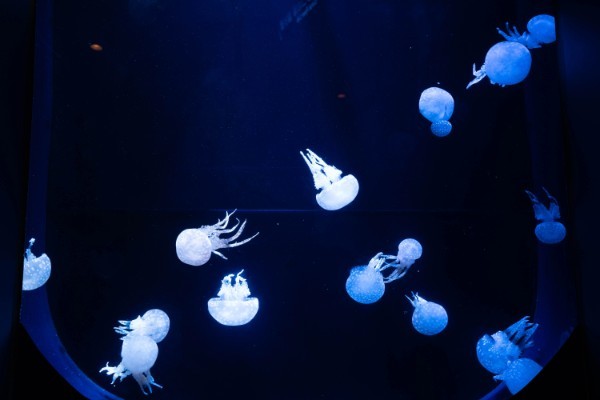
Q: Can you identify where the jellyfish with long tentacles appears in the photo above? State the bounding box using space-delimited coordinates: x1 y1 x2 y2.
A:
407 292 448 336
419 87 455 137
176 210 259 266
208 270 259 326
525 188 566 244
467 41 532 89
22 238 52 291
345 239 422 304
300 148 359 210
497 14 556 49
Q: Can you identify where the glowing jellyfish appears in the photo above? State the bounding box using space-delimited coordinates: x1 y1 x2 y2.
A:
114 309 170 343
525 188 566 244
476 316 538 375
494 357 543 395
300 148 359 211
345 238 422 304
22 238 51 291
467 41 532 89
406 292 448 335
175 210 259 266
418 87 455 137
208 269 259 326
497 14 556 49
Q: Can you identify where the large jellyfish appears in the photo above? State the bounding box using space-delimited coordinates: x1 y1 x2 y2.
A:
494 357 543 395
418 87 455 137
497 14 556 49
467 41 532 89
345 238 422 304
114 309 170 343
300 148 359 211
22 237 52 291
406 292 448 335
175 210 259 266
208 269 260 326
525 188 566 244
476 316 538 375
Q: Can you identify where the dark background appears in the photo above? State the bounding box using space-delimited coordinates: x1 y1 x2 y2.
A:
2 0 599 399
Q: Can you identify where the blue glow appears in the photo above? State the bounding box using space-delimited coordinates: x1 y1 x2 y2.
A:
345 265 385 304
407 293 448 336
494 357 543 395
497 14 556 49
418 87 454 136
208 270 260 326
525 188 566 244
114 309 170 343
22 237 52 291
467 41 532 89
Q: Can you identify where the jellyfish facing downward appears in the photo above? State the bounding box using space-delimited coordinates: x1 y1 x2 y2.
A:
300 148 359 210
22 237 52 291
467 41 532 89
497 14 556 49
176 210 259 266
525 188 566 244
208 270 260 326
345 238 422 304
418 87 455 137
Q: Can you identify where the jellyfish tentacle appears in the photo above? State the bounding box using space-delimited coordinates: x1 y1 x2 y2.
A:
467 63 487 89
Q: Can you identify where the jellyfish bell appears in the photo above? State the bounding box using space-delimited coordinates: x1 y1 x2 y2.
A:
527 14 556 45
115 309 170 343
418 87 454 137
525 189 566 244
345 264 385 304
396 238 422 266
467 41 532 89
494 357 543 395
407 293 448 335
534 221 566 244
208 270 259 326
22 238 52 291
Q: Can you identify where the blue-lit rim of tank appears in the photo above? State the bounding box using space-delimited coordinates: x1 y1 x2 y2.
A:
19 1 575 399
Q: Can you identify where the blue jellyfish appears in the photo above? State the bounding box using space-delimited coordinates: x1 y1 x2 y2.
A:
418 87 455 137
494 357 543 395
114 309 170 343
497 14 556 49
476 316 538 375
208 270 259 326
345 238 422 304
467 41 532 89
406 292 448 335
525 188 566 244
22 238 52 291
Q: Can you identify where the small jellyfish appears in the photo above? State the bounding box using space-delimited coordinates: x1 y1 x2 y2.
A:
476 316 538 375
467 41 532 89
497 14 556 49
300 148 359 211
406 292 448 336
494 357 543 395
345 238 422 304
175 210 259 266
208 270 259 326
525 188 566 244
418 87 455 137
22 238 52 291
114 309 170 343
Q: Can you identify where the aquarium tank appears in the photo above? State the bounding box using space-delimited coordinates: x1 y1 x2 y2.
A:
7 0 590 398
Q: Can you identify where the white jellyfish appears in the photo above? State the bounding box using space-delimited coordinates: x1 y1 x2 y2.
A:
467 41 532 89
497 14 556 49
418 87 455 137
476 316 538 375
493 357 543 395
525 188 566 244
300 148 359 211
406 292 448 336
22 237 52 291
175 210 259 266
345 238 422 304
208 269 259 326
114 309 170 343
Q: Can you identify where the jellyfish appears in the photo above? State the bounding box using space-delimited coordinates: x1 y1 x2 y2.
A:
418 87 455 137
208 269 259 326
100 334 162 395
494 357 543 395
466 41 532 89
476 316 538 375
525 188 566 244
345 238 422 304
300 148 359 211
497 14 556 49
114 309 170 343
22 238 52 291
406 292 448 336
175 210 259 266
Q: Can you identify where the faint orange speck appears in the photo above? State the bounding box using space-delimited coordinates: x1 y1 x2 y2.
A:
89 43 103 52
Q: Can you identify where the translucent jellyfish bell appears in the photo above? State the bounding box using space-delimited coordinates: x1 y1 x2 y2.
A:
525 188 566 244
175 210 259 266
22 237 52 291
407 293 448 336
476 316 538 375
115 309 170 343
467 41 532 89
493 357 543 395
208 270 259 326
418 87 455 137
497 14 556 49
300 148 359 211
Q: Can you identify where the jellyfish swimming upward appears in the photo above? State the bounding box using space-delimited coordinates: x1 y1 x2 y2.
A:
300 148 359 211
345 238 422 304
407 292 448 336
175 210 259 266
22 238 51 291
208 269 259 326
525 188 566 244
497 14 556 49
418 87 455 137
